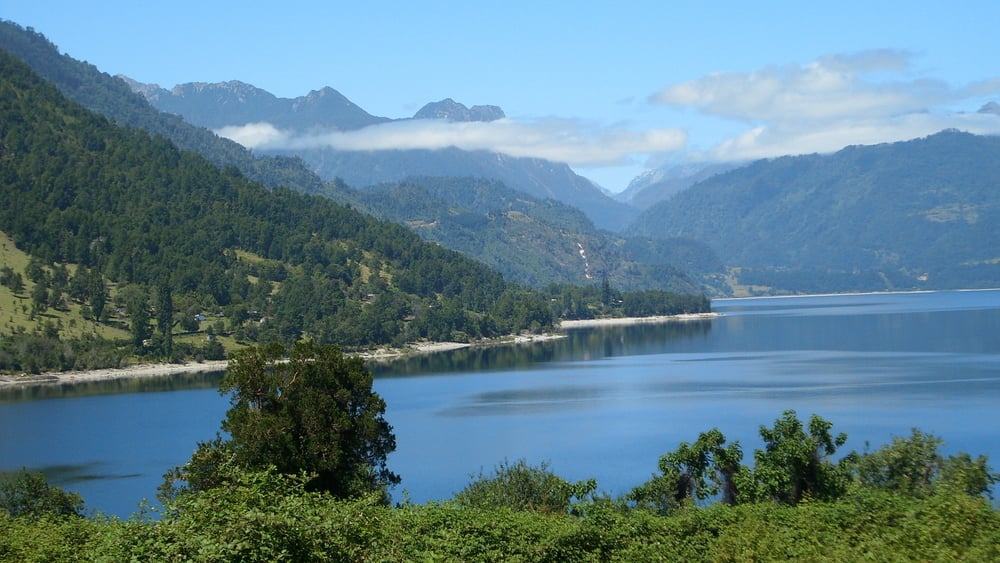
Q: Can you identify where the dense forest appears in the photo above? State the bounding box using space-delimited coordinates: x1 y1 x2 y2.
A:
0 49 709 373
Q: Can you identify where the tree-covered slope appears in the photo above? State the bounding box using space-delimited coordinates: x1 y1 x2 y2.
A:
332 176 717 293
630 131 1000 293
0 48 542 364
0 20 326 196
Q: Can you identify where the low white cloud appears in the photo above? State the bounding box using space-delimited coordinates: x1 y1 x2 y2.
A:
214 122 290 148
653 50 1000 161
216 118 686 167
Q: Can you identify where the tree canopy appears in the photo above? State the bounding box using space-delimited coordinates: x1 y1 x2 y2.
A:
163 342 398 501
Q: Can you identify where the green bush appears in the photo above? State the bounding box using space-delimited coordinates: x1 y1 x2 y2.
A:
454 459 596 515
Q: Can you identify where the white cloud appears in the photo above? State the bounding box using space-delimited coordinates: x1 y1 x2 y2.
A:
653 50 1000 161
214 122 290 148
216 118 686 167
707 113 1000 162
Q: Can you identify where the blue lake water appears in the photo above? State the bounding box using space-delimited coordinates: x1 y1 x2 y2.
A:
2 289 999 517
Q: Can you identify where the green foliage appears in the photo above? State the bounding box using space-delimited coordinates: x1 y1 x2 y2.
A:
851 428 999 499
628 428 744 514
164 341 399 502
136 465 393 562
4 415 1000 560
740 410 852 505
455 459 597 515
5 474 1000 561
0 469 84 520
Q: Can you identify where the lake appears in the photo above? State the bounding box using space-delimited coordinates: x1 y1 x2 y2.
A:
2 289 999 517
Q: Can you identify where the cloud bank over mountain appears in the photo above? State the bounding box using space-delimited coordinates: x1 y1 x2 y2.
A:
216 118 686 167
214 50 1000 174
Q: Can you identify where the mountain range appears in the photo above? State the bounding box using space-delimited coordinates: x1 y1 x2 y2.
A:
123 78 638 231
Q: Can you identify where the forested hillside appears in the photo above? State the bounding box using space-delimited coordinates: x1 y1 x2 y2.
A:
630 131 1000 294
332 176 718 292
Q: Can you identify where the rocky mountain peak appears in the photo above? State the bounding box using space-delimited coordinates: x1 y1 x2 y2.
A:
414 98 505 122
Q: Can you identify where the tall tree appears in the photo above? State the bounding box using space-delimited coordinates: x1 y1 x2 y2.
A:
155 283 174 357
165 341 399 501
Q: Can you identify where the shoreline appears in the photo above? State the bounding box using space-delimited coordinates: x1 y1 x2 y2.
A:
558 311 720 329
712 287 1000 302
0 312 719 388
0 360 230 388
0 333 569 389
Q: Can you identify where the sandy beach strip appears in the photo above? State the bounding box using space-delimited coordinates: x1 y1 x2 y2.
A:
1 333 572 388
559 312 720 329
0 360 230 388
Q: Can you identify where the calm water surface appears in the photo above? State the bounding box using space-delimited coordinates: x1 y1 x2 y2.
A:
2 290 999 517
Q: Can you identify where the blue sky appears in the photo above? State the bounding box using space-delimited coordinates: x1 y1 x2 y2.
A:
5 1 1000 191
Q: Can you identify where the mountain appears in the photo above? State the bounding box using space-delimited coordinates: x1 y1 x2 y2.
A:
0 20 327 196
616 162 740 210
629 130 1000 294
0 42 712 372
413 98 505 121
329 176 716 293
124 79 389 131
124 79 638 231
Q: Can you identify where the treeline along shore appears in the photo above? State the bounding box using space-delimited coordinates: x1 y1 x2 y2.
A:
0 312 719 388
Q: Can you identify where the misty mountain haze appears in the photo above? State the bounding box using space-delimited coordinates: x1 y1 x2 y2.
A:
615 162 742 210
413 98 505 122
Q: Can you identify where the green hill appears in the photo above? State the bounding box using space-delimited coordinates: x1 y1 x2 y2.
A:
630 131 1000 294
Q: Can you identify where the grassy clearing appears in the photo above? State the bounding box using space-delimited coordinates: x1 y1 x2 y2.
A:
0 230 128 341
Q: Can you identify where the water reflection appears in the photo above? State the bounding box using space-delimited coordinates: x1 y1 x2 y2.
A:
372 319 714 377
0 371 225 403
